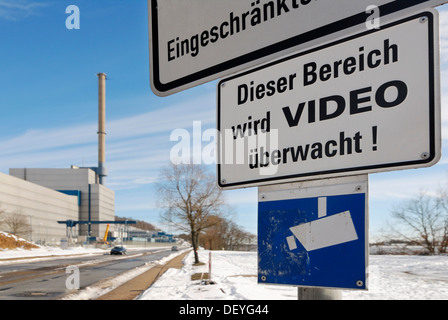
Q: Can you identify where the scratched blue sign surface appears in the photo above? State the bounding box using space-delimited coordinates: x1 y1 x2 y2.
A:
258 193 367 289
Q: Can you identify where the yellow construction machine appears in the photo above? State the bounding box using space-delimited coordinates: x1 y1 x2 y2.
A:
98 224 110 245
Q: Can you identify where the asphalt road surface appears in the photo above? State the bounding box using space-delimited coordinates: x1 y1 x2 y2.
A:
0 247 175 300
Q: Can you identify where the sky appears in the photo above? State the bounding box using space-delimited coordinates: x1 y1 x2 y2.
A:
0 0 447 239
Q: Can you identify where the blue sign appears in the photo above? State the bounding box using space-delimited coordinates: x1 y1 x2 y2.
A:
258 193 367 289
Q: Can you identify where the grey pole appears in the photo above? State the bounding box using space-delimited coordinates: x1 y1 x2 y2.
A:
298 287 342 300
97 72 107 185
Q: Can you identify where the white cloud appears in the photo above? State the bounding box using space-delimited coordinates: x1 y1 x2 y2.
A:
0 0 48 21
437 6 448 140
370 167 448 202
439 8 448 63
0 91 216 191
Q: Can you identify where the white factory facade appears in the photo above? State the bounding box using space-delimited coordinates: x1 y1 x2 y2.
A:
0 73 116 245
0 167 114 245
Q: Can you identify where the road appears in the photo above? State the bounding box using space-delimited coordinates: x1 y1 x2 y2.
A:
0 247 176 300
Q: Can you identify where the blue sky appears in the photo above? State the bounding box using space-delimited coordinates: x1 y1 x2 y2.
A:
0 1 447 239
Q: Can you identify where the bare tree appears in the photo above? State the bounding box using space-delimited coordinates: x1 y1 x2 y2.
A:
157 163 227 264
434 187 448 253
3 210 30 237
225 221 256 251
200 215 227 250
391 191 448 254
199 215 256 251
0 206 5 229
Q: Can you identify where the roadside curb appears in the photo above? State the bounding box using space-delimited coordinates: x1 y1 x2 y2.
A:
0 252 105 263
96 249 191 300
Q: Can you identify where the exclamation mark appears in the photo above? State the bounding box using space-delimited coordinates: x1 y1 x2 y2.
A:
372 126 378 151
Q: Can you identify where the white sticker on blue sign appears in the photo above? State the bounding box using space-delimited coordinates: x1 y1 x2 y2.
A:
258 193 367 289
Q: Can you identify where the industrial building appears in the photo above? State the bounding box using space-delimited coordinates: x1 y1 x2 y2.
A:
126 230 175 243
9 167 114 240
0 170 79 244
0 74 116 245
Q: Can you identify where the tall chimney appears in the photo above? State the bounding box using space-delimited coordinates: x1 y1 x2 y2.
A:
97 73 107 185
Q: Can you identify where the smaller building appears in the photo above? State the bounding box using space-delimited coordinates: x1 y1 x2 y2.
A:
126 229 175 243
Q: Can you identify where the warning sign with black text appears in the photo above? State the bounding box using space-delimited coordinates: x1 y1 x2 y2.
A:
217 11 441 189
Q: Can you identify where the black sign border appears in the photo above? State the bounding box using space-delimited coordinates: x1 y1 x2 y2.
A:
217 11 437 189
150 0 439 95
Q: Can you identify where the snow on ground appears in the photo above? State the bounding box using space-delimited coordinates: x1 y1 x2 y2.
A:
0 244 186 300
0 244 107 265
62 249 187 300
0 231 107 263
1 245 448 300
139 249 448 300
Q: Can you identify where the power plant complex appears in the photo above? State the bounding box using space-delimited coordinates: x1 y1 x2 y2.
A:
0 74 144 245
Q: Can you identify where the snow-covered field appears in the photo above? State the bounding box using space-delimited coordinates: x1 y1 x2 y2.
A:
0 245 106 262
139 249 448 300
1 245 448 300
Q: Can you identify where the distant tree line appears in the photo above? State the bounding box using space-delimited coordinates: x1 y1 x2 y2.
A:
177 215 256 251
199 215 256 251
389 189 448 254
115 216 159 231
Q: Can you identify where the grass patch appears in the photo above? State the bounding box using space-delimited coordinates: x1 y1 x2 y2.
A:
191 272 209 281
0 232 39 250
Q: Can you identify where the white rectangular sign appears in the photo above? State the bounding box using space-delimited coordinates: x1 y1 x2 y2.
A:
217 11 440 189
148 0 448 96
